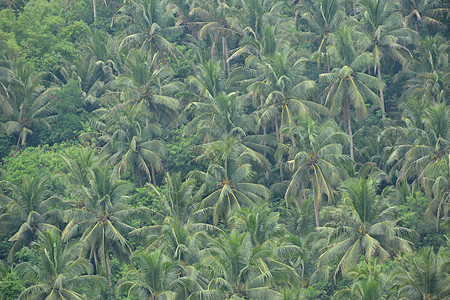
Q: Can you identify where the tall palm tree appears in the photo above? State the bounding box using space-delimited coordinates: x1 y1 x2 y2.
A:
401 0 449 33
423 152 449 232
186 59 227 102
184 91 254 141
96 105 167 185
191 0 239 75
116 249 193 299
334 260 391 300
233 0 285 41
252 50 324 144
390 247 450 300
14 230 106 300
115 0 182 65
284 116 349 228
387 102 449 229
113 49 182 124
193 229 300 299
320 26 385 160
0 176 64 262
387 102 449 184
299 0 347 71
192 138 270 224
62 166 142 289
317 177 414 281
398 34 448 103
358 0 417 120
0 62 57 153
131 173 221 263
60 148 104 195
228 204 286 246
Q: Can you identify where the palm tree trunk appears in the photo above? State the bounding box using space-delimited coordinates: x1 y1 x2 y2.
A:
13 139 20 156
105 242 113 296
93 0 97 21
222 36 230 76
274 118 279 143
345 96 354 160
151 163 157 186
261 95 267 156
378 65 386 122
93 247 99 274
211 31 221 61
312 179 320 228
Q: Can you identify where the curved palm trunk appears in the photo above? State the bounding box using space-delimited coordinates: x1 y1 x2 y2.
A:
105 239 113 297
92 247 99 274
222 36 230 76
211 31 221 61
312 177 320 228
151 163 157 186
93 0 97 21
378 65 386 122
275 118 284 181
345 95 354 160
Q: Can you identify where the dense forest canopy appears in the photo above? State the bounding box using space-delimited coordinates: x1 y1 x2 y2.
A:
0 0 449 299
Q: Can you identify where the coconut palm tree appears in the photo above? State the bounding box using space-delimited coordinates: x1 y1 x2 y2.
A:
317 177 414 281
386 101 449 230
62 166 143 289
96 105 167 186
186 59 227 102
113 49 182 125
401 0 449 33
284 116 349 228
228 204 286 246
14 229 106 300
60 148 104 196
130 172 222 263
192 138 270 224
192 229 300 299
423 153 449 231
334 260 391 300
390 247 450 300
398 34 449 103
191 0 239 75
320 26 385 160
0 176 64 262
358 0 417 120
116 249 194 299
115 0 182 65
387 102 449 184
252 50 324 144
233 0 285 41
0 62 57 153
184 91 254 141
299 0 347 71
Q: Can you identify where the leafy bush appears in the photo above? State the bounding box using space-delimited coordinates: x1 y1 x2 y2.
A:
0 273 25 300
397 191 445 248
39 79 88 145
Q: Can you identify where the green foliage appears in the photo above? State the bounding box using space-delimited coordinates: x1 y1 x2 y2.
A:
13 247 38 265
39 79 87 145
397 191 446 248
13 0 89 71
128 186 164 214
0 273 25 300
0 123 13 161
0 143 89 192
0 0 449 298
164 127 200 176
0 9 21 58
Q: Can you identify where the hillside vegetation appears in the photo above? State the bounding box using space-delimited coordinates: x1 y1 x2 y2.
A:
0 0 449 299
